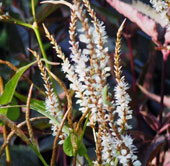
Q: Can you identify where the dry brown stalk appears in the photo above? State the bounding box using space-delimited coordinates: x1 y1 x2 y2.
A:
41 0 74 11
46 67 73 127
45 68 73 166
96 127 102 165
0 114 30 144
0 117 47 157
0 59 17 71
26 84 36 143
50 103 71 166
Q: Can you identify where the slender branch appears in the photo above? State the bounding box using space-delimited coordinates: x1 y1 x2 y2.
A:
46 67 73 127
46 69 72 166
40 0 74 11
0 117 47 157
50 106 71 166
0 114 30 145
26 84 36 144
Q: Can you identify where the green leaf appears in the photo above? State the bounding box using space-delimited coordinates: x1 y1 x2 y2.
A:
63 135 73 157
0 61 36 105
77 142 87 156
36 4 59 23
0 61 36 120
7 97 20 121
0 28 7 48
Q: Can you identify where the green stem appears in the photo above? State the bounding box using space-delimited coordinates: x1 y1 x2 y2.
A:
33 25 49 69
31 0 49 69
78 112 90 144
78 113 92 166
2 18 33 29
31 0 37 22
30 144 48 166
84 153 93 166
114 151 120 166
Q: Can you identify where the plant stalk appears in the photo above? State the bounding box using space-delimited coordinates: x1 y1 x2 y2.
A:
3 126 11 166
127 36 136 92
31 0 37 22
159 50 169 125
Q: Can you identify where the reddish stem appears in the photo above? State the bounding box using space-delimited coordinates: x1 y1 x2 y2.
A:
63 151 67 166
56 145 62 164
127 36 136 92
159 50 169 126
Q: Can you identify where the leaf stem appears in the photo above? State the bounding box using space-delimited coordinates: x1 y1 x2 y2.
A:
33 25 49 69
84 153 93 166
31 0 37 22
78 112 90 145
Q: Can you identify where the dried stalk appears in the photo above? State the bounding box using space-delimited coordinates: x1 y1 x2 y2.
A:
0 117 47 157
26 84 36 143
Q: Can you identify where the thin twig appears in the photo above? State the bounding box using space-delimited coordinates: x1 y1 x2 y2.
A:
0 114 30 145
0 117 47 157
40 0 74 11
0 59 17 71
26 84 35 143
50 106 71 166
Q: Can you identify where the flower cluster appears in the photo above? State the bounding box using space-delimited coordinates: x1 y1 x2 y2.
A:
43 0 141 165
29 49 65 139
150 0 170 29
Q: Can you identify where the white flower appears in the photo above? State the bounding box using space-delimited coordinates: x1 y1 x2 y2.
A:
150 0 170 29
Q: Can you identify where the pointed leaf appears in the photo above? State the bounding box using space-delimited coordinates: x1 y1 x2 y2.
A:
7 97 20 121
0 61 36 121
63 135 73 157
36 4 59 23
0 61 36 105
77 142 87 156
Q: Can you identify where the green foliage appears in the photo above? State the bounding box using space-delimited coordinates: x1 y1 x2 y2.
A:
63 133 87 157
7 97 20 121
0 61 36 105
0 61 36 122
77 142 87 156
0 28 7 48
63 135 73 157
